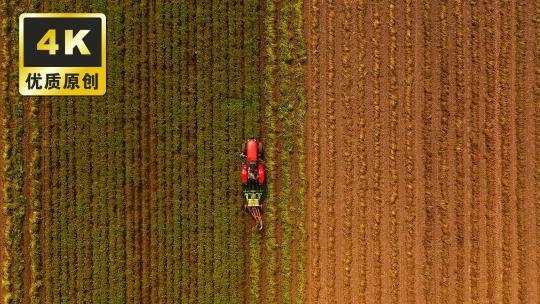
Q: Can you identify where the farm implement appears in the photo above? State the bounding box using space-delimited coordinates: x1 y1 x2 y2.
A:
241 137 266 230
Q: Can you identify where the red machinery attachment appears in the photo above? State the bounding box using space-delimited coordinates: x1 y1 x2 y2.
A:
258 163 265 184
241 164 248 184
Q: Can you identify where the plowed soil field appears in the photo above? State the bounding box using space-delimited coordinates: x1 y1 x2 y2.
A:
305 1 540 303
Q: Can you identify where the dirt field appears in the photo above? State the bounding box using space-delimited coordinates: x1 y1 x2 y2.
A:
305 1 540 303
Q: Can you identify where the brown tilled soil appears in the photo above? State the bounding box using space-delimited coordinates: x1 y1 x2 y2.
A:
305 1 539 303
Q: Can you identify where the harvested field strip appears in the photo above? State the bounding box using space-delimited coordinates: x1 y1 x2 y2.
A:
262 0 278 302
305 1 540 303
259 0 307 303
277 0 293 302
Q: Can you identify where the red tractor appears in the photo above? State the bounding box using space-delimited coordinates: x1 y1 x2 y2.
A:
241 137 265 230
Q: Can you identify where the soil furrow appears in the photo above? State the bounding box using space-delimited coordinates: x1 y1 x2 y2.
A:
459 1 472 302
403 1 416 302
437 2 451 302
354 2 367 303
370 1 383 302
331 0 345 302
443 1 459 302
338 0 354 302
387 1 400 301
421 1 435 302
453 1 467 302
502 0 521 302
394 1 408 301
524 0 539 300
484 1 505 302
324 1 337 303
305 0 322 302
412 1 427 302
377 0 393 301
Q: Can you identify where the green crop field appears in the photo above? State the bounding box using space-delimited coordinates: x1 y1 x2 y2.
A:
0 0 305 303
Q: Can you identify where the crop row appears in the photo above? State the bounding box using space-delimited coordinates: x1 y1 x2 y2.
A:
255 0 306 303
292 1 306 303
326 1 337 303
388 0 400 302
356 1 368 302
404 0 416 302
307 0 322 302
278 0 293 302
341 1 354 302
262 0 278 302
372 1 383 302
0 0 45 303
1 0 26 303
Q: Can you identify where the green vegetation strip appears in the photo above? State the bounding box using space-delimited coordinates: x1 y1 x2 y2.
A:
179 1 190 303
2 1 26 303
0 1 306 303
212 1 227 301
278 0 293 302
292 1 306 302
263 0 278 302
28 0 43 300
